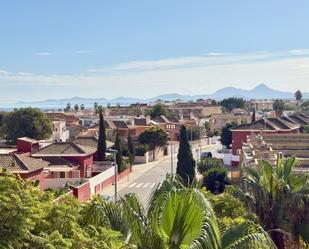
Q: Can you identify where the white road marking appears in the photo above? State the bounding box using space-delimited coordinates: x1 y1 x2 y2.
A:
142 183 150 188
128 183 137 188
135 183 144 188
150 183 156 188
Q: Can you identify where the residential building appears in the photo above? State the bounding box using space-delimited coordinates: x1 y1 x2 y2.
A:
51 120 70 142
230 116 301 166
248 100 274 111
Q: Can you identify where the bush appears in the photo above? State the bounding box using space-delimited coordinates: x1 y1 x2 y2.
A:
197 158 224 174
304 125 309 133
202 167 229 194
135 145 149 156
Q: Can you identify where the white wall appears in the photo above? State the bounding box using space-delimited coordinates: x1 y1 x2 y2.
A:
88 166 114 195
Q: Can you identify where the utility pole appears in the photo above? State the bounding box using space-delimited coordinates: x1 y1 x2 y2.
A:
114 158 118 202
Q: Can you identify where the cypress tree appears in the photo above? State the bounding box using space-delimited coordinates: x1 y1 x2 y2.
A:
127 130 135 167
252 109 256 123
97 110 106 161
115 130 124 173
176 125 196 185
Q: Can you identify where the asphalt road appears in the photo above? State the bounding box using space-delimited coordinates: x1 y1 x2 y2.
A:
117 143 221 205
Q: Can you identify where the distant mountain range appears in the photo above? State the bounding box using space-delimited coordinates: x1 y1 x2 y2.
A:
1 84 308 109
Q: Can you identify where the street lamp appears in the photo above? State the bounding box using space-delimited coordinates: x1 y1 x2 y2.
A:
106 148 118 202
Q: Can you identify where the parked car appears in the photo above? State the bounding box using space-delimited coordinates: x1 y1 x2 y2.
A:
200 151 213 159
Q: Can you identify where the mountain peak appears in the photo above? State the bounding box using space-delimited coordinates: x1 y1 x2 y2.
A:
253 83 270 90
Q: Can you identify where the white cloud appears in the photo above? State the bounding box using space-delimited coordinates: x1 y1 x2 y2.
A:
87 50 299 74
34 52 52 56
0 70 11 76
1 49 309 100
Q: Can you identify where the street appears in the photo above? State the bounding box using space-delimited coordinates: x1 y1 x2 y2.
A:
113 143 222 205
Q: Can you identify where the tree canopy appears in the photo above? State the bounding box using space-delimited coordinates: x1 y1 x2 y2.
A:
0 107 52 144
220 122 237 148
127 130 135 166
176 125 196 185
239 157 309 248
0 168 131 249
97 110 106 161
219 97 246 112
138 126 168 149
145 103 168 118
295 90 303 102
273 99 285 117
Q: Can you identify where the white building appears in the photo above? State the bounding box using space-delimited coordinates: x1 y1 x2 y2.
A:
51 120 70 142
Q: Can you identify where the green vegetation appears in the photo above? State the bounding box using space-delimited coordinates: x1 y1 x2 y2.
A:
82 176 275 249
0 107 52 144
186 125 203 141
295 90 303 102
273 99 285 117
219 97 246 112
74 104 79 112
252 109 256 122
0 168 128 249
64 102 71 112
238 156 309 248
198 158 224 173
127 130 135 166
204 121 211 136
114 130 125 173
134 145 149 156
202 167 229 194
176 125 196 185
304 124 309 133
138 126 168 150
220 122 237 149
97 110 106 161
145 103 168 118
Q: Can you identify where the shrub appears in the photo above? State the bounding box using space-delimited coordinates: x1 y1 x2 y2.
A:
202 167 229 194
135 145 149 156
197 158 224 174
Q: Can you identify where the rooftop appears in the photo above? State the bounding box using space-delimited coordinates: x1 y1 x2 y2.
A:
0 154 48 172
32 142 96 156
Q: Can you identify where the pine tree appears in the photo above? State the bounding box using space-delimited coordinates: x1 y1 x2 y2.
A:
127 130 135 167
176 125 196 185
115 130 124 173
97 110 106 161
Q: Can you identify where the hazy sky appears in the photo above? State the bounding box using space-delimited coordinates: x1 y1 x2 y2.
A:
1 0 309 103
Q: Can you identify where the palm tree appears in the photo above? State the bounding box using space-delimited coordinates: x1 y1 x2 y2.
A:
240 156 309 248
82 176 275 249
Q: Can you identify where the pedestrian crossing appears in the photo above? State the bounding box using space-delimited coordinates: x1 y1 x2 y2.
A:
128 182 156 189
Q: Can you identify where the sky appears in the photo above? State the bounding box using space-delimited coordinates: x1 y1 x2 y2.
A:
1 0 309 103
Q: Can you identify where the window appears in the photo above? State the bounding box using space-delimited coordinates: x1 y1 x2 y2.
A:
60 172 65 178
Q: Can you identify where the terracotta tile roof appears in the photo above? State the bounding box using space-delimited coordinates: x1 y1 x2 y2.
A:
231 117 300 131
41 156 78 168
152 115 180 124
267 117 299 130
74 135 114 149
232 119 277 131
287 114 309 126
134 117 147 126
0 154 48 172
112 120 129 129
45 112 79 122
32 142 96 156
